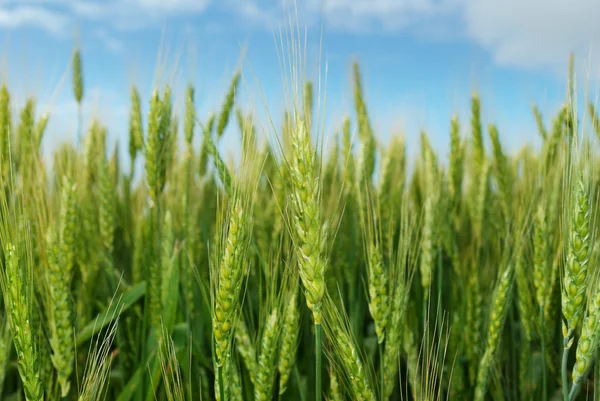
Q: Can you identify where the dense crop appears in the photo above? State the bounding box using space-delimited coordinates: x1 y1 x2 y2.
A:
0 38 599 401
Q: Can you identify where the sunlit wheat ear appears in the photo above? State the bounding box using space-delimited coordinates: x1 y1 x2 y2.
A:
1 242 44 401
289 115 326 324
217 71 240 140
474 265 514 401
235 107 257 151
82 120 99 183
72 48 84 105
165 113 178 177
448 114 464 208
0 83 11 182
232 361 245 401
352 62 375 187
183 84 197 323
16 98 35 181
145 88 165 203
210 180 259 401
211 126 262 376
235 316 257 385
214 356 243 401
254 308 280 401
470 92 484 177
542 104 568 170
159 85 174 174
383 199 418 399
328 324 376 401
204 127 233 194
323 297 376 401
128 86 144 173
72 47 84 144
303 80 313 133
420 140 439 305
357 186 388 343
198 113 215 177
328 367 344 401
489 124 512 218
33 113 48 151
559 132 596 399
278 287 300 395
144 86 171 331
514 250 535 344
532 104 548 140
562 172 592 342
45 176 77 397
533 204 549 309
571 275 600 396
212 197 250 368
378 136 406 259
184 84 196 147
465 263 483 385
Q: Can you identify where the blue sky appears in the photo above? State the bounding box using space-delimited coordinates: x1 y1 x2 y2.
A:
0 0 599 169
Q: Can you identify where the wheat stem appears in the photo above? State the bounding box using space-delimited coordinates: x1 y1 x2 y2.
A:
315 323 322 401
540 306 547 401
562 344 570 401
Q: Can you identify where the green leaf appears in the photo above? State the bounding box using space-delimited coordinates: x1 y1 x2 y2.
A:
77 282 146 347
116 367 142 401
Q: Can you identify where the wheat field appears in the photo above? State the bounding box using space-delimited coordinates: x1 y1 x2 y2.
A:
0 31 599 401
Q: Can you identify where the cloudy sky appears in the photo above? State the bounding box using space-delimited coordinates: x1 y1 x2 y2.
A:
1 0 599 166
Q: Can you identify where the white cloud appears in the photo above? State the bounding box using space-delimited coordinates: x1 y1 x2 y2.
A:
73 0 212 25
4 0 599 78
70 0 211 23
232 1 275 26
234 0 600 75
70 1 107 19
2 0 213 33
294 0 453 32
315 0 439 30
69 2 150 31
133 0 210 14
458 0 600 74
0 6 69 34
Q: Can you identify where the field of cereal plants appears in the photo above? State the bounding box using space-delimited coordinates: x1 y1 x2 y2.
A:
1 31 600 401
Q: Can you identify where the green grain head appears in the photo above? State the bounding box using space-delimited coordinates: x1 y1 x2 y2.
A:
278 287 300 395
562 174 591 340
72 48 84 104
254 308 280 401
289 116 326 324
2 243 44 401
184 84 195 146
128 86 143 169
0 84 11 181
216 72 240 140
